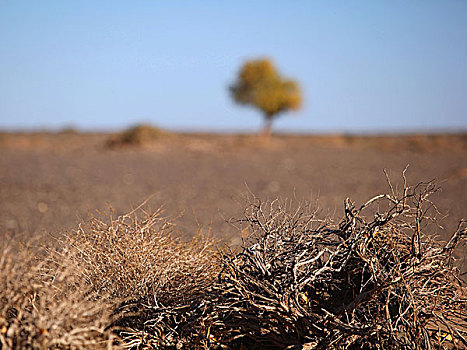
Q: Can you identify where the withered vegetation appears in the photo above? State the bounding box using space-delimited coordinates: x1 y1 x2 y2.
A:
117 177 466 349
0 242 116 349
51 207 219 305
202 179 467 349
1 208 218 349
1 177 466 349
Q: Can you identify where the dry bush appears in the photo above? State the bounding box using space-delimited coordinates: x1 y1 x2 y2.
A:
1 207 219 349
106 124 166 147
127 178 466 349
51 208 220 306
0 241 117 349
207 181 466 349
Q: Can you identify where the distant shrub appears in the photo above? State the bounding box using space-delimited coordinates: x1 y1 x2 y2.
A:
107 124 166 147
58 126 79 135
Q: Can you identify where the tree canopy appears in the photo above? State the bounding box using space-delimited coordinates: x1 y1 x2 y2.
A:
229 58 302 135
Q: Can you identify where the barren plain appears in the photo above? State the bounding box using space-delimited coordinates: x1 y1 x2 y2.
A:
1 132 466 271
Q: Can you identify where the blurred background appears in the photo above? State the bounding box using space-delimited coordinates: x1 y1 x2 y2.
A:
1 0 466 133
0 1 466 273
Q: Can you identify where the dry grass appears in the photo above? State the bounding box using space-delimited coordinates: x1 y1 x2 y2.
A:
1 208 219 349
51 207 220 305
0 242 117 349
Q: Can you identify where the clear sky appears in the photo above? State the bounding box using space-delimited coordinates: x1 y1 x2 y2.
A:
1 1 466 133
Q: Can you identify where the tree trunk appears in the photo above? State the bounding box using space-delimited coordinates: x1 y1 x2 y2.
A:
261 116 274 138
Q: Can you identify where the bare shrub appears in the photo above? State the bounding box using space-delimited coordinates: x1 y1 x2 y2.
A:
129 179 466 349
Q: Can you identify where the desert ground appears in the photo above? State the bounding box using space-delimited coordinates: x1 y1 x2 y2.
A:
1 131 466 271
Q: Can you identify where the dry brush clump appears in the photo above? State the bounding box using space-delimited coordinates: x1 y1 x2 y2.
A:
45 207 220 350
204 181 467 349
50 207 220 305
124 179 466 349
1 208 219 349
0 241 117 349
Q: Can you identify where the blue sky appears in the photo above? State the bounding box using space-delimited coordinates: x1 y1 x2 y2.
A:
1 1 466 133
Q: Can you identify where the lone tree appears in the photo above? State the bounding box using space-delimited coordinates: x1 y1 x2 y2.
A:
229 58 302 136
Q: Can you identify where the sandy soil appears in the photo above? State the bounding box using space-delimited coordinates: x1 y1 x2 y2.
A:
1 131 466 272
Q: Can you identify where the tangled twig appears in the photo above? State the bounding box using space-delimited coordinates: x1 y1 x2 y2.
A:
125 180 466 349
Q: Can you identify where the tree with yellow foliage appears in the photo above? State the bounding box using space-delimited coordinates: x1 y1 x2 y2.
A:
229 58 302 136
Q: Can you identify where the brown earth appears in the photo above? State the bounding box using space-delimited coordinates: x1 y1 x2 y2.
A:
1 131 466 273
